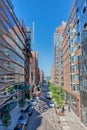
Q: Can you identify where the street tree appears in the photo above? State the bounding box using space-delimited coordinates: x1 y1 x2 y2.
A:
2 110 11 130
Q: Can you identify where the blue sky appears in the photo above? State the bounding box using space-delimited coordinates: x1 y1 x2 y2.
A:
12 0 73 77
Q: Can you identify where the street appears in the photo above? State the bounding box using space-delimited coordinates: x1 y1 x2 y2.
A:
27 85 61 130
0 84 87 130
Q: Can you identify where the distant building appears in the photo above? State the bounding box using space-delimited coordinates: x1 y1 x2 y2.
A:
51 64 55 84
54 22 66 86
30 51 39 85
39 70 44 84
44 77 51 81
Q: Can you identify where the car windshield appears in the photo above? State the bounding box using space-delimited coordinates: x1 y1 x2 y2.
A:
50 101 54 104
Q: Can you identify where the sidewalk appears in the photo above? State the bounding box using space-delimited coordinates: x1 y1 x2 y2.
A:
59 106 87 130
0 102 29 130
8 105 20 130
0 105 19 130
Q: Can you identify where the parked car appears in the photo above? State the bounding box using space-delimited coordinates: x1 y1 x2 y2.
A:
47 91 52 95
49 101 55 108
30 98 36 105
17 113 29 126
20 105 30 113
46 94 52 99
28 106 34 116
14 123 26 130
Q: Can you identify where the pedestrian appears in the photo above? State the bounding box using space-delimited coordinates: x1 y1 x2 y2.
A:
61 105 65 113
68 105 71 112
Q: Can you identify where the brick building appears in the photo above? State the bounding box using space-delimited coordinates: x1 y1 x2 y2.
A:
54 22 66 86
30 51 40 85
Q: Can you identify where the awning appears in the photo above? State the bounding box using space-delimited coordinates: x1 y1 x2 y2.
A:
20 86 32 90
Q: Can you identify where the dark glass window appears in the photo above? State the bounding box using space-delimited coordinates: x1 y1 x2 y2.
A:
83 6 86 13
84 23 87 28
77 19 79 24
78 32 80 36
76 7 79 12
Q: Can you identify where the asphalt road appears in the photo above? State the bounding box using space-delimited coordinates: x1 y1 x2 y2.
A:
27 84 61 130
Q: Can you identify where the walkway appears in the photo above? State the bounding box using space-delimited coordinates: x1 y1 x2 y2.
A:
59 106 87 130
8 105 20 130
0 105 19 130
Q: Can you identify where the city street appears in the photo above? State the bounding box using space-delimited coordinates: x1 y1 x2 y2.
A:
27 88 61 130
1 0 87 129
0 84 87 130
27 85 87 130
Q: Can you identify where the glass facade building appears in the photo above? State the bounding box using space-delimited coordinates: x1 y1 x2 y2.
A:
63 0 87 124
63 1 81 117
54 22 65 86
76 0 87 125
0 0 26 91
0 0 28 116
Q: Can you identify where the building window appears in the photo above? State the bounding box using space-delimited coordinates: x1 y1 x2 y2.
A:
83 6 86 13
78 32 80 37
77 19 79 24
76 7 79 12
84 23 87 28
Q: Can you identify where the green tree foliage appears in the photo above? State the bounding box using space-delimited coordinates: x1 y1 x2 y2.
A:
19 98 25 108
48 82 64 108
6 87 14 93
2 111 11 129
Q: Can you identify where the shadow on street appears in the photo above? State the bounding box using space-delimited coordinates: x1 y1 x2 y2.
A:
27 97 50 130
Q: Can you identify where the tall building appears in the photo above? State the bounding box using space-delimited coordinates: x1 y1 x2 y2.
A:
62 1 81 117
51 0 87 125
80 28 87 125
0 0 32 117
39 70 44 85
54 22 66 86
0 0 25 90
30 51 39 85
76 0 87 125
63 0 87 119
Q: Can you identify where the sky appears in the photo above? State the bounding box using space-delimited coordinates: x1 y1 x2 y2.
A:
12 0 74 77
